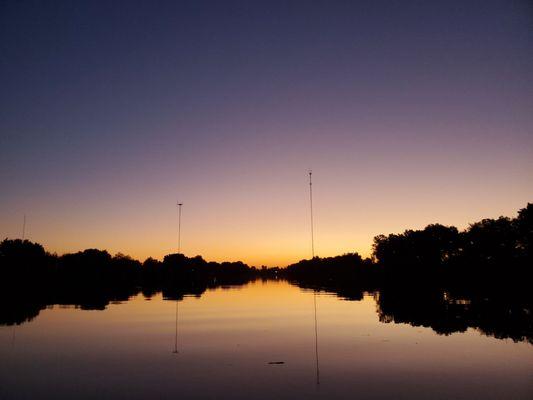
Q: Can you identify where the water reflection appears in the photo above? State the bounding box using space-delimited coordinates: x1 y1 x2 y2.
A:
0 277 252 326
287 277 533 345
313 288 320 387
1 280 532 400
2 278 533 346
173 300 179 354
377 287 533 344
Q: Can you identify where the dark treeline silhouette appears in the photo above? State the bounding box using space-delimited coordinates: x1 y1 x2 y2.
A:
0 241 258 325
373 204 532 283
285 203 532 284
1 204 532 343
285 203 532 285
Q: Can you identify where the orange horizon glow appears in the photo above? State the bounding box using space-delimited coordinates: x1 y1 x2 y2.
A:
2 197 530 267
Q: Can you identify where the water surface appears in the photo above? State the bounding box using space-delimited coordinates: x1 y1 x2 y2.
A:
1 280 532 399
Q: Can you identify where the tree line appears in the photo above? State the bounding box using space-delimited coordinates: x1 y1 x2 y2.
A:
286 203 532 285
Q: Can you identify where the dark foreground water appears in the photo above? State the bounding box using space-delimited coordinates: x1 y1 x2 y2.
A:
1 280 532 399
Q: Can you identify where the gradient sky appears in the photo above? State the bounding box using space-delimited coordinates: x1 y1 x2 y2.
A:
1 0 532 266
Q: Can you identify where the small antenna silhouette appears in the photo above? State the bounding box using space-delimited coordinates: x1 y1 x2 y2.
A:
177 202 183 254
22 214 26 240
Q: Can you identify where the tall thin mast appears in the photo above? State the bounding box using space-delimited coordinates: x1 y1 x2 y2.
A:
22 214 26 240
177 203 183 253
309 171 315 258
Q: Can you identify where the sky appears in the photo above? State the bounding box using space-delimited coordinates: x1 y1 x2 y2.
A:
1 0 532 266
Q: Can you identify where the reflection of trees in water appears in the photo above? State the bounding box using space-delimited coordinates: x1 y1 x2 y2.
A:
2 275 532 345
378 287 533 344
289 279 533 345
0 295 45 326
0 279 255 326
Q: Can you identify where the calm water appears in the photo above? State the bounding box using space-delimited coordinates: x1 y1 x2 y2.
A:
1 280 532 399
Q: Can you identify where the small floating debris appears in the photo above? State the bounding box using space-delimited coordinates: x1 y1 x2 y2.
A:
268 361 285 365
